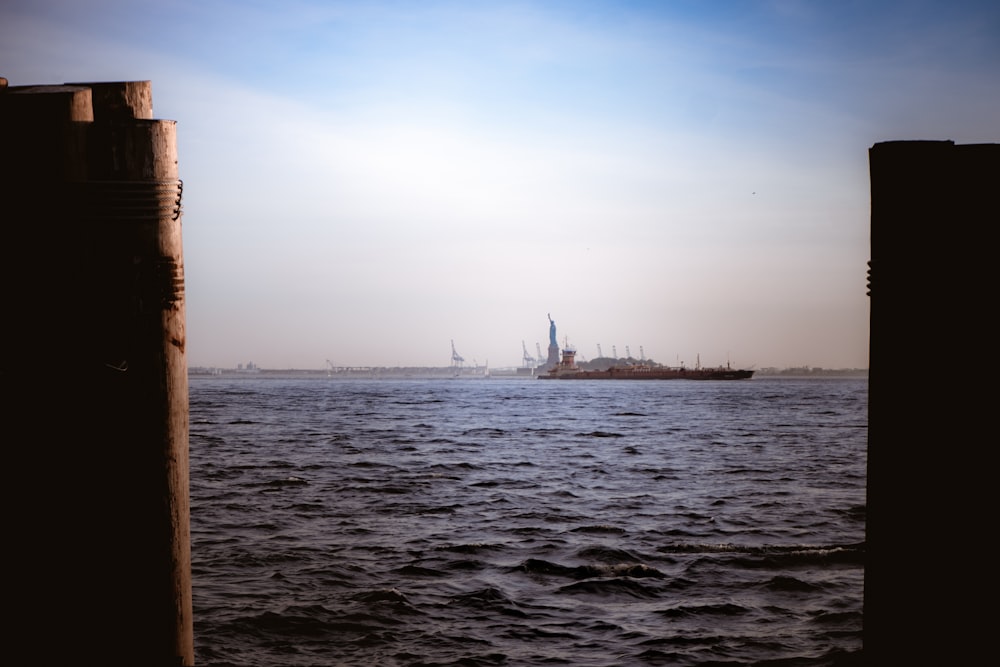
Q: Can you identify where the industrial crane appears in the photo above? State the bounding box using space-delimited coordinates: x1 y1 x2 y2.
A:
522 341 536 368
450 340 464 368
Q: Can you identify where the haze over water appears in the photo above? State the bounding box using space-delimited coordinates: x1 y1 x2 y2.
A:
5 2 997 371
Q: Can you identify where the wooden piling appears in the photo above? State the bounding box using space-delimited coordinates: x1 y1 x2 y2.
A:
1 80 192 666
867 140 999 665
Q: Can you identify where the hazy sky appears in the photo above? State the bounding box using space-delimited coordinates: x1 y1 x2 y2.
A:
3 1 997 370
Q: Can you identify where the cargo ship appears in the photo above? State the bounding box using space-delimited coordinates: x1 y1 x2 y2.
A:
538 348 754 381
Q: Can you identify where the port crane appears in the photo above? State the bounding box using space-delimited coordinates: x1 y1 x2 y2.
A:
450 340 464 369
522 341 536 368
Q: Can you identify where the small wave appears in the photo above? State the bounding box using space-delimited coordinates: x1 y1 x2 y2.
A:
516 558 666 581
571 524 626 534
603 563 667 579
349 588 416 609
234 604 410 638
764 575 822 592
517 558 578 577
657 542 864 559
462 427 507 437
364 486 412 495
444 559 486 572
413 651 510 666
262 476 308 487
558 577 660 598
811 609 864 626
838 504 867 521
411 504 459 515
656 602 751 618
288 502 325 511
575 546 640 563
393 564 445 577
430 461 478 470
438 542 506 554
449 587 527 617
348 460 398 469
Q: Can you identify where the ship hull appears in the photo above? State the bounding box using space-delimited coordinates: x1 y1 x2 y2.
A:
538 341 752 380
538 367 754 380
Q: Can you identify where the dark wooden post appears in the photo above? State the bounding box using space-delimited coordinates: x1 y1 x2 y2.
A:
1 80 193 666
867 140 998 665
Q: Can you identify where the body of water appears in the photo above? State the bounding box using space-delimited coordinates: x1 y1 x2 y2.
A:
189 376 866 666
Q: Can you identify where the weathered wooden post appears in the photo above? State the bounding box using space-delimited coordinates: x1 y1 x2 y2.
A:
1 79 193 665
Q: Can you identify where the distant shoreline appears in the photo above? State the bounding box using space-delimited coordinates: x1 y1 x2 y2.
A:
189 366 868 379
753 368 868 378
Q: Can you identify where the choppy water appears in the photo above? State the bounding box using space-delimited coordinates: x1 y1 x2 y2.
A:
189 376 866 666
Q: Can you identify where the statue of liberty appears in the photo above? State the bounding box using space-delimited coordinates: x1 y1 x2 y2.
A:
544 313 561 368
545 313 559 368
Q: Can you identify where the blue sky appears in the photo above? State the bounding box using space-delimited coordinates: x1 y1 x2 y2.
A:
3 1 997 369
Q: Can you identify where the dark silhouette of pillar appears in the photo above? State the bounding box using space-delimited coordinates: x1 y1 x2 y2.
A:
867 140 998 665
1 80 193 665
